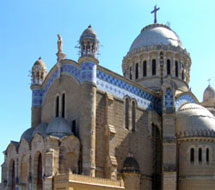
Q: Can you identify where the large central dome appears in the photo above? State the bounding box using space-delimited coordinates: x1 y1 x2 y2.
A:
129 24 183 52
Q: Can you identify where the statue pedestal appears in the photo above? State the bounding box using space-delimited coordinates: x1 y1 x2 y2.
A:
56 52 66 62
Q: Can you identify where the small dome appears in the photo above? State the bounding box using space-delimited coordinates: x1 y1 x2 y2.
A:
176 103 215 137
33 57 46 69
31 57 47 85
46 117 72 137
121 154 140 173
203 85 215 103
80 25 98 44
83 25 96 35
79 25 99 57
129 24 183 53
32 123 48 137
20 128 34 142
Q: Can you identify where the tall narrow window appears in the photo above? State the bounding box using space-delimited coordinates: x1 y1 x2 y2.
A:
198 148 202 163
167 59 171 75
125 98 129 129
181 64 184 80
182 70 184 80
129 67 132 80
72 120 76 135
56 96 59 117
9 159 15 190
206 148 209 164
152 59 156 75
62 93 65 118
175 61 178 77
135 63 138 79
143 61 147 77
190 148 194 163
37 153 42 190
132 100 136 132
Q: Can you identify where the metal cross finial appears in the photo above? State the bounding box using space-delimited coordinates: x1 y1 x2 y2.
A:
208 78 211 86
151 5 160 24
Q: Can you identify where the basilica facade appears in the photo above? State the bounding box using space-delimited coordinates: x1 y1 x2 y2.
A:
1 19 215 190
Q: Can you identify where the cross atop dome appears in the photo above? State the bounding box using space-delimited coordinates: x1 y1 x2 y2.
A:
208 78 211 86
151 5 160 24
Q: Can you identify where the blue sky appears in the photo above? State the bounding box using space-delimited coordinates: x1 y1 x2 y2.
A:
1 0 215 180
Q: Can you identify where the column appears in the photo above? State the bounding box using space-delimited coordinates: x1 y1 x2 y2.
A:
139 56 142 80
157 52 161 77
172 54 176 78
147 53 151 77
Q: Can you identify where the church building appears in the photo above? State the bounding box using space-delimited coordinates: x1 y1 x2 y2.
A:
1 7 215 190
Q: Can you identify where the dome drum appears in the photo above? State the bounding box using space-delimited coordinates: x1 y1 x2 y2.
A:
122 51 191 91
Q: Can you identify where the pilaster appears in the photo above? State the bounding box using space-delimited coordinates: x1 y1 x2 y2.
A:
104 93 117 180
161 85 177 190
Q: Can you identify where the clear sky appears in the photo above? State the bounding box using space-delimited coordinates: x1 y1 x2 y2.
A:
1 0 215 180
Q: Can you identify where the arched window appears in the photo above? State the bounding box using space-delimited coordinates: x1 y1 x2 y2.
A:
135 63 138 79
198 148 202 163
72 120 76 135
152 59 156 75
62 93 65 118
182 70 184 80
143 61 147 77
175 61 178 77
190 148 194 163
152 124 162 189
56 96 59 117
129 67 132 80
206 148 209 164
132 100 136 132
167 59 171 75
37 153 42 190
125 98 129 129
9 159 15 190
181 65 185 80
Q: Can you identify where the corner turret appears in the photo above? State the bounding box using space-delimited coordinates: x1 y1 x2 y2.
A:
79 25 99 58
30 57 46 128
78 25 99 177
31 57 47 86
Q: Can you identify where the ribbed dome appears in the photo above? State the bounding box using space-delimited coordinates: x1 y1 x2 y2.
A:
32 123 48 137
20 128 34 142
46 117 72 137
121 154 140 173
203 85 215 103
33 57 46 68
176 103 215 137
80 25 98 44
129 24 183 52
